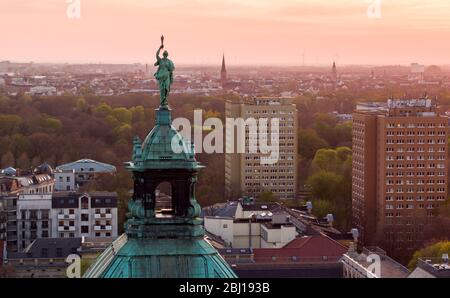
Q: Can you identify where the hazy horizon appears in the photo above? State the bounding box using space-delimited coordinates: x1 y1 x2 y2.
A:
1 0 450 66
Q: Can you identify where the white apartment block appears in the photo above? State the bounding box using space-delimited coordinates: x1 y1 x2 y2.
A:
54 169 76 192
51 192 118 239
17 194 52 251
204 201 297 249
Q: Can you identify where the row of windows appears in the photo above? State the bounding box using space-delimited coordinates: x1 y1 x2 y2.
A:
386 179 446 185
386 123 446 128
386 139 446 145
386 131 446 136
386 187 446 193
386 163 446 169
386 204 437 210
385 195 446 201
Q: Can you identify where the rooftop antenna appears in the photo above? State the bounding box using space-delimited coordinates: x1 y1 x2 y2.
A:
306 201 313 214
326 214 334 226
443 253 449 264
350 228 359 242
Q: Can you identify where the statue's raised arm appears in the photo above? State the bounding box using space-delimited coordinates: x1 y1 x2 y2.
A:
154 45 163 66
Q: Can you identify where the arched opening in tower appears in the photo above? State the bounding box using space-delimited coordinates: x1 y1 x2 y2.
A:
154 182 173 217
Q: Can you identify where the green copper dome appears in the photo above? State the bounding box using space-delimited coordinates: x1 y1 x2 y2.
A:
126 107 201 171
84 234 236 278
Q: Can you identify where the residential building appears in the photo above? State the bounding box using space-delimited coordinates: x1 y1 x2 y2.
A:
219 235 347 278
6 238 82 278
225 97 298 200
56 159 116 187
204 199 297 248
16 194 52 251
51 192 118 239
342 246 410 278
1 177 21 252
352 98 448 258
54 169 76 192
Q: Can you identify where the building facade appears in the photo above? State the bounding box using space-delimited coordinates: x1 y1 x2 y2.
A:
204 200 297 249
54 169 76 192
225 98 298 200
16 194 52 251
51 192 118 239
352 98 448 257
55 159 116 187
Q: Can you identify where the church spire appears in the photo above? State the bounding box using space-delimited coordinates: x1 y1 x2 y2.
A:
221 53 227 87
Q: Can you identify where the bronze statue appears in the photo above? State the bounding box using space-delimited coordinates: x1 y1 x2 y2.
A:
154 35 175 107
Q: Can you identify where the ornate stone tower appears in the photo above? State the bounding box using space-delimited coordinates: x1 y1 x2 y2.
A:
83 39 236 278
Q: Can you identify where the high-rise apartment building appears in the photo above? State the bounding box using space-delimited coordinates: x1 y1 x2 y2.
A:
225 97 298 200
352 98 448 257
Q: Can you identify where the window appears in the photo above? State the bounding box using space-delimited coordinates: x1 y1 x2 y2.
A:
223 224 228 228
41 248 48 257
106 232 111 237
81 214 89 221
69 209 75 215
81 226 89 234
56 248 63 257
81 197 89 209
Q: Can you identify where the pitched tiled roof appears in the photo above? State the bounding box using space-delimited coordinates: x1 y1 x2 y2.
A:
253 235 347 263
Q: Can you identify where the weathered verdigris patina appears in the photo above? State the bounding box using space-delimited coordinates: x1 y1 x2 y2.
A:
154 35 174 107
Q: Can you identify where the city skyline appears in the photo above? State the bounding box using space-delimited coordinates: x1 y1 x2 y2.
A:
1 0 450 65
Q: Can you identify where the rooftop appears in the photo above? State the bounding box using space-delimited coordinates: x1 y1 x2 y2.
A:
56 159 116 173
7 238 82 260
344 247 410 278
411 258 450 278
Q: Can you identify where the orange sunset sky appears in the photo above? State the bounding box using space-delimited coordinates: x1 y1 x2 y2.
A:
1 0 450 66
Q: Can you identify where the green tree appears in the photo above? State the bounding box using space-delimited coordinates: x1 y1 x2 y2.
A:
311 199 333 219
306 171 343 201
113 107 132 124
259 191 276 203
311 149 340 172
298 129 329 160
94 102 113 117
0 114 22 135
75 97 88 112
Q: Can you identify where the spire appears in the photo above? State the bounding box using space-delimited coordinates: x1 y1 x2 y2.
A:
332 61 337 82
221 53 227 87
